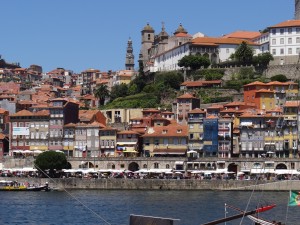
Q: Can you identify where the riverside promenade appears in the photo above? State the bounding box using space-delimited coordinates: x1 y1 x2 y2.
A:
1 177 299 191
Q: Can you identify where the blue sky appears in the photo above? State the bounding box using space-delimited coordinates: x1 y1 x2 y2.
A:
0 0 295 73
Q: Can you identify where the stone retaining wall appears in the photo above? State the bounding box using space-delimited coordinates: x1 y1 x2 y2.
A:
1 177 297 191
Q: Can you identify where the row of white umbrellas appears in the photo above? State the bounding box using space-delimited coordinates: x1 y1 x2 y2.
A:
12 150 64 154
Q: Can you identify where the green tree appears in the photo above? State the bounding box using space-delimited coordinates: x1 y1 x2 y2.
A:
93 84 110 106
270 74 288 82
110 83 128 102
128 83 138 95
178 55 210 71
233 41 254 64
34 151 70 178
253 52 274 67
155 71 184 90
132 60 147 92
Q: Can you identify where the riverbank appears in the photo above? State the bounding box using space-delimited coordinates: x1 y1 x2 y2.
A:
1 177 298 191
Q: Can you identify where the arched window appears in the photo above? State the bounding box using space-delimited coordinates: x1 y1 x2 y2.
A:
166 164 170 169
112 164 115 169
143 164 147 169
154 163 159 169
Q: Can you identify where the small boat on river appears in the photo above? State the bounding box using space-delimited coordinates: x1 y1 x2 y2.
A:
0 180 50 191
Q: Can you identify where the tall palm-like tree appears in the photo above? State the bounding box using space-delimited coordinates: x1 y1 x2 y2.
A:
93 84 110 106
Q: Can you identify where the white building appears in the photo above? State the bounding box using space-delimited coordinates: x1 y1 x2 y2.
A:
268 20 300 65
151 36 260 72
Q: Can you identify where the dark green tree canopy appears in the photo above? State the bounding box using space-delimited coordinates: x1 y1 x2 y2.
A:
233 41 254 64
34 151 70 177
110 83 129 102
178 55 210 70
270 74 288 82
253 52 274 67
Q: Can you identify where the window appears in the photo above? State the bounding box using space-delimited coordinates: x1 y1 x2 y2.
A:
280 29 284 34
288 48 292 54
297 48 300 54
226 49 229 53
163 138 168 145
288 28 292 34
272 49 276 55
297 37 300 43
272 39 276 45
154 163 159 169
296 28 300 34
280 38 284 44
280 48 284 55
147 34 151 40
288 38 292 44
272 29 276 35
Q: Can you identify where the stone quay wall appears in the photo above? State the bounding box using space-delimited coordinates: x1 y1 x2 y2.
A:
1 177 298 191
221 64 300 81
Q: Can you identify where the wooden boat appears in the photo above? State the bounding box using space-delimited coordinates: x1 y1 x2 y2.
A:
0 180 50 191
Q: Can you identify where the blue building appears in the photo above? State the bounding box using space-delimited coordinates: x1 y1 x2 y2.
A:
203 116 218 156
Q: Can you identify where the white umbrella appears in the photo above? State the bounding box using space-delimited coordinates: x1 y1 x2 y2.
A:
55 150 64 153
23 150 33 154
187 150 197 154
33 150 43 154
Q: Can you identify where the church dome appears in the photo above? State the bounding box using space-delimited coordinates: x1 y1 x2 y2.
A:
158 23 169 37
143 23 154 31
174 23 188 35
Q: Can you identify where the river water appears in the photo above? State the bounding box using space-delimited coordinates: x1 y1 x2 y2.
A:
0 190 299 225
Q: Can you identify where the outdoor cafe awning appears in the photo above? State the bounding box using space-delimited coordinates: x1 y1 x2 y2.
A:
250 169 275 174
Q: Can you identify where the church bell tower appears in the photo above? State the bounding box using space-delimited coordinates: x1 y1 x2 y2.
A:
125 38 135 71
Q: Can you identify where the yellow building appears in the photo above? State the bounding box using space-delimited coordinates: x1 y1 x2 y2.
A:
283 101 299 158
142 124 188 157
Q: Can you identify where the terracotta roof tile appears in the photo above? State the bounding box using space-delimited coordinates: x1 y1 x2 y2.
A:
243 81 267 87
192 37 258 46
222 31 261 39
11 110 33 117
269 20 300 28
142 125 188 137
177 93 197 99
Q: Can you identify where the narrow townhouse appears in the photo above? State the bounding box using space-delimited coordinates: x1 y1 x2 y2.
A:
187 108 206 158
142 124 188 157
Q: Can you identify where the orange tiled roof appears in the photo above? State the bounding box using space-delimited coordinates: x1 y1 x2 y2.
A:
269 20 300 28
10 110 33 117
284 101 300 107
192 37 258 46
0 108 8 114
177 93 197 99
207 104 224 109
142 125 188 137
243 81 267 87
118 130 140 135
34 110 50 116
222 31 261 39
175 32 192 37
189 108 206 113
